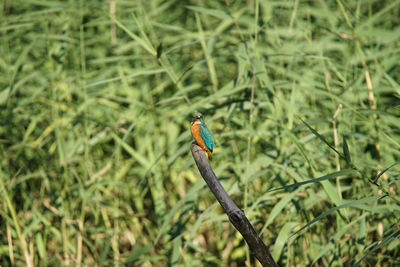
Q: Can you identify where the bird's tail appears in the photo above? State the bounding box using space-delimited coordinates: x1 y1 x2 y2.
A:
206 149 212 160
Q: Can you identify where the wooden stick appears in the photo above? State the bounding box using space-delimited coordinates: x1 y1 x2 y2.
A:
110 1 117 45
191 143 278 267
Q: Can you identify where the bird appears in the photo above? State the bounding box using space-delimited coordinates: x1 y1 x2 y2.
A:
190 113 214 160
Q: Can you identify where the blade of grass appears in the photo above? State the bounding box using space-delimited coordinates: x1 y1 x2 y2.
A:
269 169 357 192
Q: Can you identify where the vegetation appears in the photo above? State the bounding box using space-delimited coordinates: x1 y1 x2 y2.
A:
1 0 399 266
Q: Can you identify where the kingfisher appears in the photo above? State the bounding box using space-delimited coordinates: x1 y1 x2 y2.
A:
190 113 214 160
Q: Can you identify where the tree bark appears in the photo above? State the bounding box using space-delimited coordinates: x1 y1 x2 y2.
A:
191 143 278 267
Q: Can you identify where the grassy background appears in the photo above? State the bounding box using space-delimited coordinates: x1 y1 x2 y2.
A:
1 0 400 266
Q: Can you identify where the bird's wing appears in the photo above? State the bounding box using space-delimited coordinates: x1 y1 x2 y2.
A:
199 121 214 152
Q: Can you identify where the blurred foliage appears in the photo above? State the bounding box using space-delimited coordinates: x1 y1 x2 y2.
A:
1 0 400 266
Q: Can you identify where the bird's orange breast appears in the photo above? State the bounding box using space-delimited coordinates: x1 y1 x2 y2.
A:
191 121 212 160
191 122 205 148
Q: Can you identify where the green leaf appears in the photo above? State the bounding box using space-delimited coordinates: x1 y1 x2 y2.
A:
285 127 314 173
263 190 298 228
372 161 400 184
320 180 347 219
342 135 351 165
155 180 204 244
312 214 367 264
272 222 296 261
301 118 341 156
354 228 400 267
157 43 163 59
112 17 156 56
0 88 10 104
269 169 357 192
171 236 182 264
125 243 152 264
356 215 366 254
186 5 232 20
292 196 378 237
35 233 46 259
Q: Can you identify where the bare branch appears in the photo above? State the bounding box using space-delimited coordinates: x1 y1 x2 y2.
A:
191 143 278 267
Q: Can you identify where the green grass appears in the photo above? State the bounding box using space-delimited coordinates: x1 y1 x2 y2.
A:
1 0 400 266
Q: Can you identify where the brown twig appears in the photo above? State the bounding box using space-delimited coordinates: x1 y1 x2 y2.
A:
191 143 278 267
7 224 14 264
332 104 343 199
110 1 117 45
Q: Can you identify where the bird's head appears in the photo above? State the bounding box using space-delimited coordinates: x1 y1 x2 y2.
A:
192 112 203 122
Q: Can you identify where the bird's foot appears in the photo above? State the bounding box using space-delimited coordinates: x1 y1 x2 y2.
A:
193 147 204 154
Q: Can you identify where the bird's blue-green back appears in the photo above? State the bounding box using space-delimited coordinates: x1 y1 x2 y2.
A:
199 120 214 152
